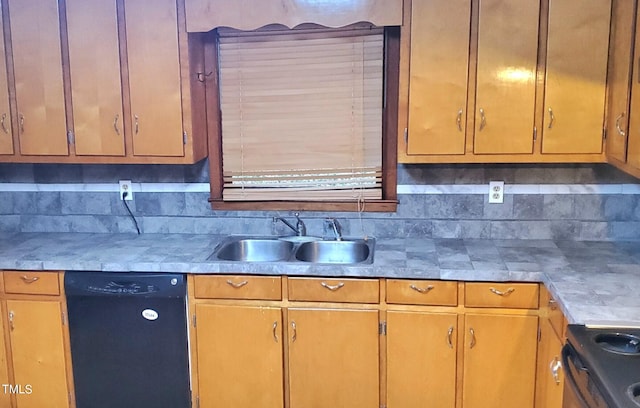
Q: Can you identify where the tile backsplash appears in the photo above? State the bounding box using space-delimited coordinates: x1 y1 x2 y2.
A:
1 161 640 240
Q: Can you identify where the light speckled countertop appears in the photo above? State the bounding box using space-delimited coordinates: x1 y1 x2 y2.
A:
1 232 639 326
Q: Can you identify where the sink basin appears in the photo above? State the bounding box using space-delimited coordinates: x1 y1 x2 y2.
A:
214 238 294 262
294 239 374 264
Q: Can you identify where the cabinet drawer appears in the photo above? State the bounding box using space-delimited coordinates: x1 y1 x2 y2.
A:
464 282 539 309
3 271 60 295
288 277 379 304
193 275 281 300
386 279 457 306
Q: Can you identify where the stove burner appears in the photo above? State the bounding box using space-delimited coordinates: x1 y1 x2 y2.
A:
628 383 640 406
594 333 640 355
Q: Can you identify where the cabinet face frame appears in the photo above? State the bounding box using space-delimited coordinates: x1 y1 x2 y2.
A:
0 0 12 156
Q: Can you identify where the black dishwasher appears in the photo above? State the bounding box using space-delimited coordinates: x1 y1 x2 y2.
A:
65 272 190 408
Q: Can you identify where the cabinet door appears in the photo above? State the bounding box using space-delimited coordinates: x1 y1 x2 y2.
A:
606 0 636 164
542 0 611 154
463 313 538 408
7 300 69 408
195 304 283 408
288 308 379 408
473 0 539 154
0 309 10 408
535 319 565 408
406 0 471 155
387 311 457 407
0 2 12 156
8 0 68 156
124 0 185 157
626 4 640 169
66 0 125 156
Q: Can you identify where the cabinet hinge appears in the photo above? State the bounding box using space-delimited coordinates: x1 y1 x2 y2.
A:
379 321 387 336
67 131 75 145
603 127 607 140
193 314 196 328
404 128 408 144
533 126 537 141
183 131 188 145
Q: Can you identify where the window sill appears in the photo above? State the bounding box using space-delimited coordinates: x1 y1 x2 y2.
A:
208 199 398 212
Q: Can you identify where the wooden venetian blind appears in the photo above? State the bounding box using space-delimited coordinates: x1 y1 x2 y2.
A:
218 28 384 201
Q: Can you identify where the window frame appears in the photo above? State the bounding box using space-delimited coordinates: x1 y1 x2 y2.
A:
205 26 399 212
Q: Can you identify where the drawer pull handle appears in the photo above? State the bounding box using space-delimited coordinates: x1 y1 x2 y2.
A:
469 327 476 349
547 107 555 129
226 279 248 289
410 284 434 294
1 113 8 134
550 357 562 385
447 326 454 349
291 321 297 343
478 108 487 131
321 282 344 291
489 287 514 297
8 311 14 331
20 276 40 284
113 114 120 135
272 321 278 343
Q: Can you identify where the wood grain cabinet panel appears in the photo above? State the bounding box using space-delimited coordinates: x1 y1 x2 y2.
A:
193 275 281 300
473 0 539 154
7 299 70 408
463 313 538 408
0 310 10 408
288 277 379 303
194 304 283 408
0 2 12 156
3 271 60 296
387 311 458 407
542 0 611 154
406 0 471 155
8 0 68 156
65 0 125 156
287 308 379 408
124 0 185 157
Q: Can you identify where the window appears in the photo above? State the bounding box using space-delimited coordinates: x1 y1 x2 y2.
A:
206 25 398 212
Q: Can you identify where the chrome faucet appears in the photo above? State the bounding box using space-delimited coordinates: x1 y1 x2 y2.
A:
325 218 343 241
273 212 307 236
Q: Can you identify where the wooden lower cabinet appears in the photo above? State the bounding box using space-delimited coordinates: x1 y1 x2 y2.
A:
194 304 283 408
462 313 539 408
386 311 458 407
287 308 380 408
0 310 10 408
6 299 70 408
535 319 565 408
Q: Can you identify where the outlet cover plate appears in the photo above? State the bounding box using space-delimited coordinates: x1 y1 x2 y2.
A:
119 180 133 201
489 181 504 204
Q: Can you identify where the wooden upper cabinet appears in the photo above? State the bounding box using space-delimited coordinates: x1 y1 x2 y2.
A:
124 0 185 157
66 0 125 156
406 0 471 155
606 0 636 165
8 0 68 156
0 3 12 155
626 3 640 171
184 0 403 32
542 0 611 154
473 0 539 154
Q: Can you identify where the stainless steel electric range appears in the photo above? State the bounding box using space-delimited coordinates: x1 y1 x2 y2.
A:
563 325 640 408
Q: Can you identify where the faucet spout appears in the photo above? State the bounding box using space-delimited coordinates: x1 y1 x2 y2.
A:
273 212 306 236
325 218 343 241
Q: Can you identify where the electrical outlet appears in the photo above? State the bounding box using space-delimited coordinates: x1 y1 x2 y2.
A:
488 181 504 204
119 180 133 201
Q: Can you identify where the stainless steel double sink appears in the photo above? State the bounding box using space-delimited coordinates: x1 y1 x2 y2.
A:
210 236 375 265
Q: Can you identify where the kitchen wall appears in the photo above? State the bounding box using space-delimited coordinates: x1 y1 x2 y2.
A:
1 161 640 240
